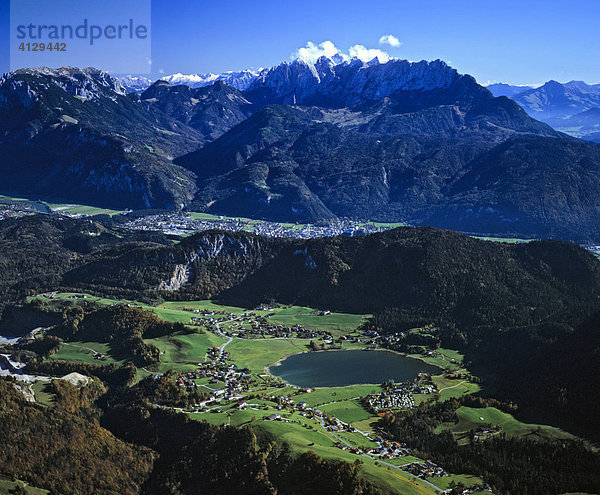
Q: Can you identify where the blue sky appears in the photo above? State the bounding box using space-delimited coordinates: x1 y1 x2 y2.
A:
1 0 599 85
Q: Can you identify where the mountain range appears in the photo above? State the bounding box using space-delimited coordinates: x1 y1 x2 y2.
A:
488 80 600 143
161 70 260 91
118 70 260 93
122 72 600 145
485 83 534 97
4 58 600 239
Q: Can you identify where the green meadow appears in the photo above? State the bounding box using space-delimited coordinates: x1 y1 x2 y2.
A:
50 341 123 365
428 474 490 492
226 338 309 374
0 479 49 495
46 203 123 216
267 306 369 337
436 406 577 443
146 331 227 373
0 193 123 216
251 419 436 495
431 376 481 401
319 398 373 424
30 381 55 407
31 293 369 338
292 384 382 407
407 347 465 372
471 236 533 244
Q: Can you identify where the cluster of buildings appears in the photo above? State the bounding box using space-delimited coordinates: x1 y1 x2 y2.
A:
189 309 239 326
447 483 493 494
365 388 416 411
120 213 400 239
365 375 437 412
404 460 448 479
365 440 414 459
472 425 501 441
175 346 251 405
189 308 335 341
229 318 333 340
0 203 35 220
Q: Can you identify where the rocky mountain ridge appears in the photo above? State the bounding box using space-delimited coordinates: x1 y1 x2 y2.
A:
4 62 600 239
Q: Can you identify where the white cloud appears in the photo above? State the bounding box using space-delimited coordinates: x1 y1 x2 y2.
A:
293 41 343 64
293 40 391 64
348 45 390 63
379 34 402 47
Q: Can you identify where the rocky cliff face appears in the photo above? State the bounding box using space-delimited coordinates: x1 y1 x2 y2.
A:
157 263 192 291
0 67 199 209
248 57 459 107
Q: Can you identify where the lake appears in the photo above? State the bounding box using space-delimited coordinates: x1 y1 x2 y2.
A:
268 349 441 387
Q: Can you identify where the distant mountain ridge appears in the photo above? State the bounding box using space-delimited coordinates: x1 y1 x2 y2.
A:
5 60 600 239
161 70 260 91
118 70 260 93
514 80 600 118
488 80 600 143
486 83 534 97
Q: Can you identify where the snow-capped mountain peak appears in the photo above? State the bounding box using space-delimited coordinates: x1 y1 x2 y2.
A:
160 70 260 91
5 67 128 101
119 75 155 93
248 56 459 106
118 69 260 93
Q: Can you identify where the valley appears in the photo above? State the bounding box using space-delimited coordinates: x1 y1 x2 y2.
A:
2 33 600 493
6 292 496 494
3 291 596 494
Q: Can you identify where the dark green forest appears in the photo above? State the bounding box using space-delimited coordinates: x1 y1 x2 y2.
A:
380 398 600 495
2 214 600 493
0 375 383 495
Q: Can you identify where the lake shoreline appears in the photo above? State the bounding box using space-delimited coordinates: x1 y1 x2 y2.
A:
267 348 442 388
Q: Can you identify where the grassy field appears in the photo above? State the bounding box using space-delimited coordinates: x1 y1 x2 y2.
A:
319 399 372 424
0 193 123 216
46 332 227 376
30 294 251 328
252 419 436 495
227 338 309 374
471 236 533 244
428 474 490 491
31 294 369 338
157 299 261 320
0 479 49 494
146 331 227 373
30 381 55 407
193 404 376 449
293 385 382 407
50 341 123 365
0 194 33 203
407 348 465 372
46 203 123 216
436 406 577 443
431 376 481 401
268 306 369 337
